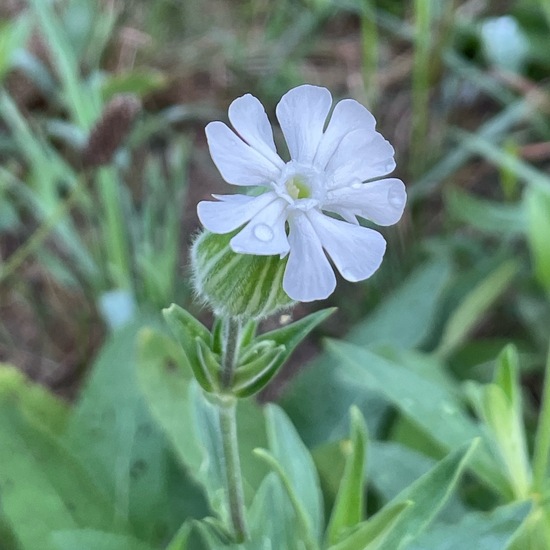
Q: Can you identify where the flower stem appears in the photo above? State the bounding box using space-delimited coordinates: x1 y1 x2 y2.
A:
218 317 248 542
218 399 248 542
533 341 550 491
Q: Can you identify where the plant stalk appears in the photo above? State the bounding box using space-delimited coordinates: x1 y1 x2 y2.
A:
218 317 248 542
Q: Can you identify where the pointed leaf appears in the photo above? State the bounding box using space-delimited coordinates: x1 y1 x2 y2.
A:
326 406 368 545
233 346 285 398
195 337 221 392
377 441 479 549
329 501 412 550
264 404 324 542
255 307 335 371
163 303 211 369
327 340 511 497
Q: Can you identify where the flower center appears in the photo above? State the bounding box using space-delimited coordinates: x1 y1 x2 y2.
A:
285 175 311 200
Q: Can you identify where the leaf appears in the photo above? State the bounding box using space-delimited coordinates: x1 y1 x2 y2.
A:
376 441 479 549
406 501 531 550
0 16 32 81
328 501 412 550
51 530 154 550
254 307 335 374
137 331 268 508
0 364 69 435
467 346 531 500
0 406 119 550
163 303 212 373
326 340 511 498
526 187 550 296
326 407 368 545
101 70 167 100
264 405 324 543
446 188 526 237
282 260 452 448
64 319 206 545
436 260 519 358
349 259 452 349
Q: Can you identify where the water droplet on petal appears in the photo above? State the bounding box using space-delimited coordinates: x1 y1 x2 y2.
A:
253 223 274 242
351 182 362 190
388 186 403 208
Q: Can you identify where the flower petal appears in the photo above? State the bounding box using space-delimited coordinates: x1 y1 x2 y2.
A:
197 192 278 233
206 121 280 186
327 129 395 187
228 94 285 169
314 99 376 169
276 85 332 164
324 178 407 226
308 210 386 282
283 212 336 301
230 198 290 256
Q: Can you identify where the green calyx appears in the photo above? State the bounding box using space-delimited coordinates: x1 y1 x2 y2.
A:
191 230 294 321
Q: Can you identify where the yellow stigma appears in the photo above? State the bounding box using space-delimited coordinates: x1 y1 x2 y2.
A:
286 176 311 199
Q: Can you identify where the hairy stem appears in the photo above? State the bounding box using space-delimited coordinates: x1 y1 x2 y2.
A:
218 317 248 542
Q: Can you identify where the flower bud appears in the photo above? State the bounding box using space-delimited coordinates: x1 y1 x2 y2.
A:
191 230 294 320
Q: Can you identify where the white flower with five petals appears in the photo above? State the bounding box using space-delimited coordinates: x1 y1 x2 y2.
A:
198 84 406 302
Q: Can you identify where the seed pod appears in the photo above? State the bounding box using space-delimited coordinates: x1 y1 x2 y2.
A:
82 94 141 167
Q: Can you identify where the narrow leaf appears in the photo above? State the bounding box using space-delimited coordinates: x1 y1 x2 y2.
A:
326 407 368 545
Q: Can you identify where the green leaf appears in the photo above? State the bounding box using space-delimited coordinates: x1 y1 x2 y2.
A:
165 522 194 550
101 70 167 100
0 16 32 81
282 260 452 448
163 303 212 371
255 307 335 367
51 530 154 550
446 187 526 236
137 332 268 508
526 187 550 295
407 501 531 550
377 441 479 549
65 319 206 545
326 407 368 545
349 259 452 348
0 406 119 550
436 259 520 358
467 346 531 500
0 364 69 435
245 471 319 550
264 404 324 542
233 344 285 398
326 341 511 498
328 501 412 550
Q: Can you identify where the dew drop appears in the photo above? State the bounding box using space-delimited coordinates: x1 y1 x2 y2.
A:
253 223 274 242
387 186 403 208
351 182 362 189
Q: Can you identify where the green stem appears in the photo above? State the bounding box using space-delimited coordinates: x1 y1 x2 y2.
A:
219 399 248 542
221 318 241 389
218 317 248 542
533 342 550 492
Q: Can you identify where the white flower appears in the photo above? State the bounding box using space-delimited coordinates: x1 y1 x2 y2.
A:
198 84 406 302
